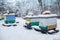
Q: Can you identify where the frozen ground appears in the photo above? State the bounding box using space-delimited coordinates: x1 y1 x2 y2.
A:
0 18 60 40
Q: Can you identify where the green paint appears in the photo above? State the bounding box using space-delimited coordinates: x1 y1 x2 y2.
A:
29 21 48 30
5 20 15 24
0 18 4 20
39 26 47 30
30 22 39 26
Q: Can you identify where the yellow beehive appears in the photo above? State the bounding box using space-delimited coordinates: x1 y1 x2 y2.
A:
1 15 5 18
25 18 30 22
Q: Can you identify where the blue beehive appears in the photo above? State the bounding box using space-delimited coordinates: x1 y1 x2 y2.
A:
5 13 15 24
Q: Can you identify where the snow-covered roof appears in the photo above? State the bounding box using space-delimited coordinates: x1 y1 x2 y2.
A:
42 11 51 14
4 13 15 15
24 14 57 18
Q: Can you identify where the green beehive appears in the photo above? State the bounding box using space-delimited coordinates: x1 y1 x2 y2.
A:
24 14 59 34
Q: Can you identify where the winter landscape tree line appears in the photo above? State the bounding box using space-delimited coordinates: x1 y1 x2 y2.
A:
0 0 60 17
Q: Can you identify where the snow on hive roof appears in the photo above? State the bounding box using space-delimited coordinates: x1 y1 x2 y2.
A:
43 11 51 14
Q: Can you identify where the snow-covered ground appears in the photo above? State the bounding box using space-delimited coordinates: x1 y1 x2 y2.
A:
0 18 60 40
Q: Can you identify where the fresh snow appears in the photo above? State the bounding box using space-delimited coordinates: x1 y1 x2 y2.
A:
0 18 60 40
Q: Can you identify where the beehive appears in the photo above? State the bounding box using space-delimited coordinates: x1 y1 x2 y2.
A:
0 14 4 20
24 14 57 30
5 13 15 24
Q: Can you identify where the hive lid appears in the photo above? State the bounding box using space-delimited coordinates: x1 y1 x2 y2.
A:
4 13 15 15
24 14 57 18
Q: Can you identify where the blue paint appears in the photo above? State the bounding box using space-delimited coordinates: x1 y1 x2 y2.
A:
6 15 15 21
